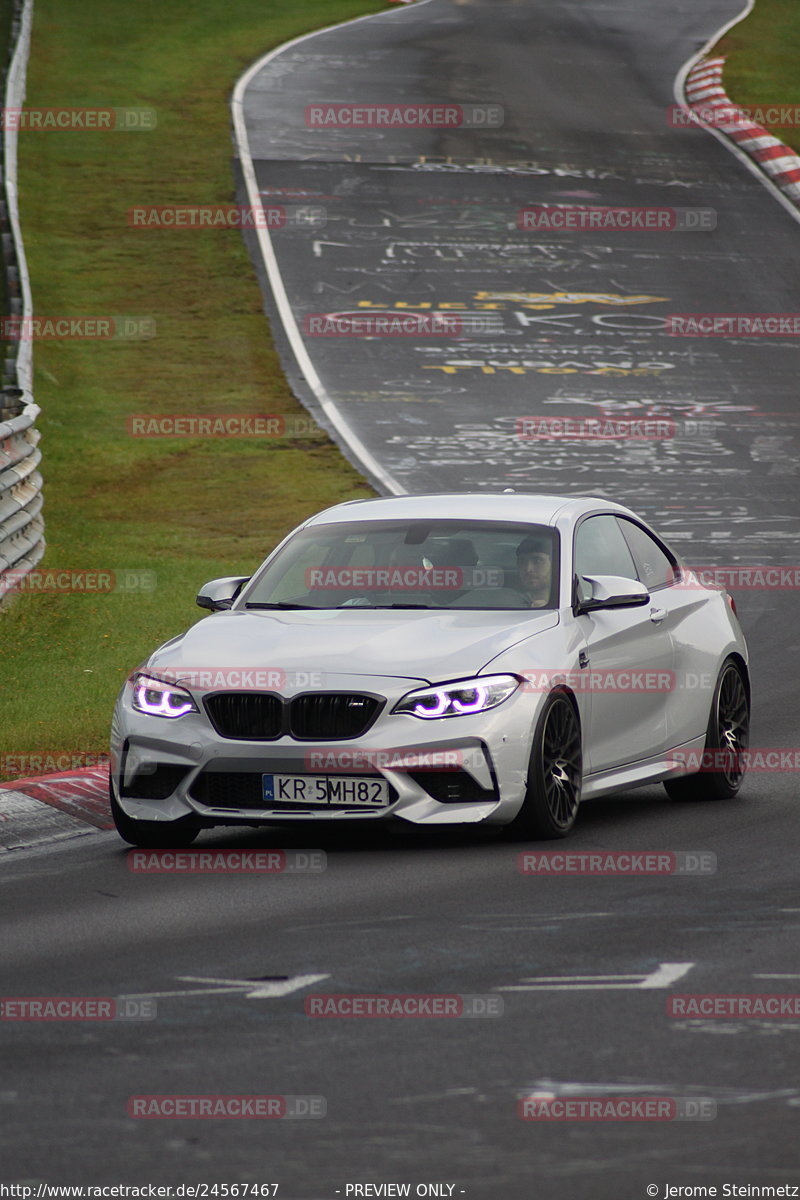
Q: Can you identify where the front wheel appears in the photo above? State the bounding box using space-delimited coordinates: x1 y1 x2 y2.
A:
110 780 201 847
664 658 749 802
508 691 582 839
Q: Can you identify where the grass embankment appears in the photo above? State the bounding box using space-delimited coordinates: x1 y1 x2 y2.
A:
1 0 388 777
715 0 800 155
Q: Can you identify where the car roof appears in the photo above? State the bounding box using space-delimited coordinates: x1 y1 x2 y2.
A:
305 493 639 527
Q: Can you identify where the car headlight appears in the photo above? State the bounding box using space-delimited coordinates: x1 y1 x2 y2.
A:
393 674 520 719
132 673 198 719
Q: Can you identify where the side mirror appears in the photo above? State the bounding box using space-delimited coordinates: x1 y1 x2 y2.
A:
574 574 650 615
196 576 250 612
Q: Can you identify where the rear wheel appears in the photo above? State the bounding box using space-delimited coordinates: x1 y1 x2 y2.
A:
110 780 201 847
664 658 749 802
508 691 582 839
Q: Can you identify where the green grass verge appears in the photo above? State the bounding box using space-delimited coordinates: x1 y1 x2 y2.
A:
0 0 390 778
716 0 800 154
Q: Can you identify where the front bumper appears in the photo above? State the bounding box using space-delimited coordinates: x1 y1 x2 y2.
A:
110 675 541 827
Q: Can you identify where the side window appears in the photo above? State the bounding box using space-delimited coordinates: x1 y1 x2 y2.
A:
617 519 677 589
574 515 638 582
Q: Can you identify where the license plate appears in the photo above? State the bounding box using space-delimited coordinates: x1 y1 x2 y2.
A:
262 773 390 808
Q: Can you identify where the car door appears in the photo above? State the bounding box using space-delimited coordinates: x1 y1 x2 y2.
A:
616 517 717 749
574 514 675 773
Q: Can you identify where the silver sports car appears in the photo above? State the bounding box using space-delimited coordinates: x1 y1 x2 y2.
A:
110 493 750 845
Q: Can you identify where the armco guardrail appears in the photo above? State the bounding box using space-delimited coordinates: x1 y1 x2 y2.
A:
0 0 44 605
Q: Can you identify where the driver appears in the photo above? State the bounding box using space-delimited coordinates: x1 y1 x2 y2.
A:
516 535 553 607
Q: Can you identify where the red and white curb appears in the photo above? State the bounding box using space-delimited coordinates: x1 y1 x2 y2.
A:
683 57 800 211
0 765 112 849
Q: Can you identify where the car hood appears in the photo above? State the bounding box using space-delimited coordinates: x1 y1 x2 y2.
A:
147 607 560 686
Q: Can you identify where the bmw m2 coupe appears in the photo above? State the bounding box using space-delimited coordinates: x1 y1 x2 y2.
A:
110 493 750 845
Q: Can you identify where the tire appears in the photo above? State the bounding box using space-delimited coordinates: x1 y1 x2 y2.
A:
508 691 582 839
110 779 201 848
664 658 749 802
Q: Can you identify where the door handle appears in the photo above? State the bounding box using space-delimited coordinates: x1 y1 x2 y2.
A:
579 650 590 668
649 607 667 623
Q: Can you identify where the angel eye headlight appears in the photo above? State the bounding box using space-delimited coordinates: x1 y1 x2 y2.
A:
393 674 520 719
132 673 198 719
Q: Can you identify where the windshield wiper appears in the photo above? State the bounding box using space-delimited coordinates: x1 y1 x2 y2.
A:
368 603 436 609
244 601 315 610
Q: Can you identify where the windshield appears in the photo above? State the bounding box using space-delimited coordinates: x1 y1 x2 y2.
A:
241 520 560 610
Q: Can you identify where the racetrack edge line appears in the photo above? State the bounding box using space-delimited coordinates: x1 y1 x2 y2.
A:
231 1 440 498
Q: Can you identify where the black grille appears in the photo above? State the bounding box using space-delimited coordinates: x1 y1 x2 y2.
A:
190 771 396 811
121 763 189 800
204 693 282 740
190 772 268 810
406 769 498 805
289 693 382 740
203 691 382 741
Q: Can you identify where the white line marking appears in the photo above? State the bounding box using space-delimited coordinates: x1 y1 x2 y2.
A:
231 2 437 495
120 973 330 1001
178 973 330 998
519 974 644 982
118 986 256 1000
637 962 694 989
497 962 694 991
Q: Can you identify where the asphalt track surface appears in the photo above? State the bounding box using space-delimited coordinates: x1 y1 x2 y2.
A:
4 0 800 1196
